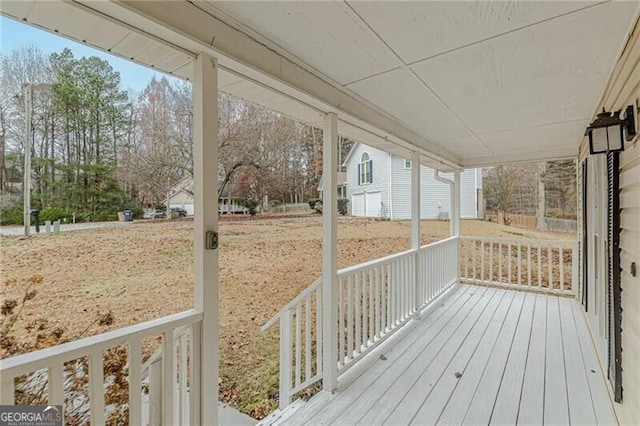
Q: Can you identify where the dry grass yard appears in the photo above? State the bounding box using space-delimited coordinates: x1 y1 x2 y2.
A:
0 215 574 418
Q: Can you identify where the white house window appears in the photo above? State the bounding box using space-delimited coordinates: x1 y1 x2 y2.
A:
404 159 412 169
359 152 373 185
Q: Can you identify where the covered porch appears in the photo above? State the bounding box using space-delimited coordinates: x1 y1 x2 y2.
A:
1 1 637 425
273 285 615 426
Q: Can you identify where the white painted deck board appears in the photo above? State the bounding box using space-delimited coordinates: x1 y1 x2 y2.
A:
281 285 617 426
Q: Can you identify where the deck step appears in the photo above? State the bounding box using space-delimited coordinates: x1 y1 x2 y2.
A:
257 399 306 426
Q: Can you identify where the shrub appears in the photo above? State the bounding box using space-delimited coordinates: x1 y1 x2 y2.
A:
337 198 349 215
234 197 259 216
308 198 321 210
0 203 23 225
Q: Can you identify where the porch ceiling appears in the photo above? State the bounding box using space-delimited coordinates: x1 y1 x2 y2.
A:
2 1 638 169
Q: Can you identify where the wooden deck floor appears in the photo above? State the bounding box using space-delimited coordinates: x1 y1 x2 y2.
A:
281 284 617 425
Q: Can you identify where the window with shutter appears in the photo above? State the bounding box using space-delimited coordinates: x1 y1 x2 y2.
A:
607 151 622 403
359 153 372 185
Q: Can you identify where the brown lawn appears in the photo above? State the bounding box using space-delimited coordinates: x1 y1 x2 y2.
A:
0 215 573 418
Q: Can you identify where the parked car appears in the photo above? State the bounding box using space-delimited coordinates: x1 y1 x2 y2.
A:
144 209 166 219
170 207 188 217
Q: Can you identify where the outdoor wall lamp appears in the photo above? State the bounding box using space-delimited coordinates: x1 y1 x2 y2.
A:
586 105 636 155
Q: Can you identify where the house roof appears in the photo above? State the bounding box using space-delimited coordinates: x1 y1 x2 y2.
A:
4 2 637 169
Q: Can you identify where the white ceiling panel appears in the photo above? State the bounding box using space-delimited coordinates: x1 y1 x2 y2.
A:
0 1 36 19
197 1 402 85
58 10 128 50
348 1 595 65
25 1 70 30
437 136 494 159
348 68 471 142
411 2 636 136
478 120 590 155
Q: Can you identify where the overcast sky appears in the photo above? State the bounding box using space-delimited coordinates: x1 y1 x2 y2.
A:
1 16 175 93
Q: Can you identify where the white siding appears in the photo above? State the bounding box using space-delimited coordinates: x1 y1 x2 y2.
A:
388 156 480 220
578 17 640 425
346 144 391 217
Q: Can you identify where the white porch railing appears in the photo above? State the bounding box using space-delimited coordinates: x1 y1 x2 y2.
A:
263 236 459 408
459 237 578 297
0 310 202 425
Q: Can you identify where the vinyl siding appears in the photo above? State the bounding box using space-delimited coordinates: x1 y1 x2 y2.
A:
388 156 480 220
346 144 481 220
579 16 640 425
346 144 390 217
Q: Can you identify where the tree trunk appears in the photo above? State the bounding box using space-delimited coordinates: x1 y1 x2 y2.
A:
536 163 548 231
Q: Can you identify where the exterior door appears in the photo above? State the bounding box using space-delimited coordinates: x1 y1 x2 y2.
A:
365 192 382 217
352 193 365 216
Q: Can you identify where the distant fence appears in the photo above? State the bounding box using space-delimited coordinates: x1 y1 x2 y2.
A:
267 203 310 214
486 212 577 234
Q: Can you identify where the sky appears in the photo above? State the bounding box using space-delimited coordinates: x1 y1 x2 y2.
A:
0 16 172 93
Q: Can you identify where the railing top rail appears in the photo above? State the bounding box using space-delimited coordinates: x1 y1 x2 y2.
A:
261 236 459 332
1 309 202 378
460 235 577 246
338 236 459 277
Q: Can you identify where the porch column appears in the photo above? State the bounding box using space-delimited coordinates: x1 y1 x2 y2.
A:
411 151 421 249
452 170 461 236
411 151 421 316
193 53 218 425
322 112 338 392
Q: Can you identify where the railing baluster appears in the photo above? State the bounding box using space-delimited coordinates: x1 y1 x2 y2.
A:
489 242 494 283
162 331 175 425
480 240 485 282
517 243 522 285
316 287 322 376
464 241 469 279
508 242 512 284
305 295 312 378
384 264 390 332
48 363 64 406
472 241 477 280
337 278 343 367
347 276 353 360
361 271 367 347
190 323 201 426
295 305 302 383
179 333 188 425
149 358 162 426
538 244 542 288
129 338 142 426
527 243 532 288
548 244 553 291
560 247 565 292
369 269 374 343
355 272 361 354
279 310 292 409
571 243 579 294
375 265 381 338
498 243 503 283
89 352 105 426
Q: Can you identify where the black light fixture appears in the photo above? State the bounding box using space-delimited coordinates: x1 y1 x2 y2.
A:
586 105 636 155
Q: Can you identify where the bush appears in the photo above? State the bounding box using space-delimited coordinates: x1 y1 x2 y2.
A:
234 197 259 216
337 198 349 215
308 198 321 210
39 207 71 223
0 203 23 225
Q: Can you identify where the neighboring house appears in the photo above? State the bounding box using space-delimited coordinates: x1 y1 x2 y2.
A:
342 143 482 220
167 177 247 215
317 172 347 200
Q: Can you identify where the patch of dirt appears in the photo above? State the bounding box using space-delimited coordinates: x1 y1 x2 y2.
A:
0 217 574 418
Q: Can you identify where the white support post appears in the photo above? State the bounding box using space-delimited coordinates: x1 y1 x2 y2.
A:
193 53 219 425
23 84 32 237
411 151 420 315
322 112 338 392
411 152 421 249
452 171 461 237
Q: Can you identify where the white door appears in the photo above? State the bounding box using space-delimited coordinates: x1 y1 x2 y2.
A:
365 192 382 217
352 193 365 216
